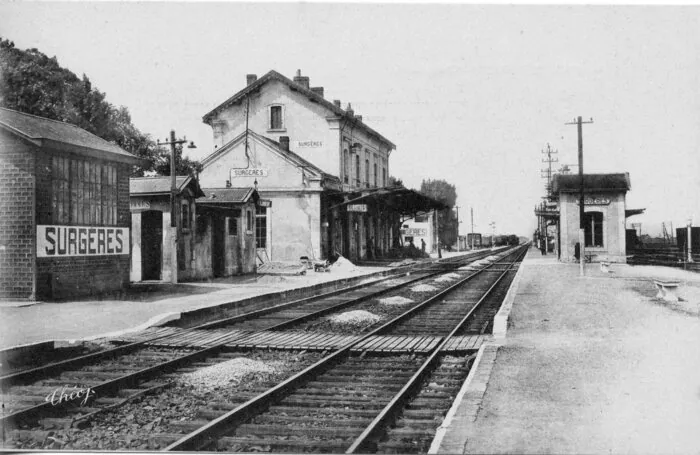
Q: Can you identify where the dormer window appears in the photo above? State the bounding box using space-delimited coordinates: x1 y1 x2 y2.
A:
269 104 284 131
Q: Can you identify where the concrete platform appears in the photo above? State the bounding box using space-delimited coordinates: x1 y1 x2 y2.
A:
434 247 700 454
0 266 389 352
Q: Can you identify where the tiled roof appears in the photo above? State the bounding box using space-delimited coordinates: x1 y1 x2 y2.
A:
0 107 141 163
200 187 255 203
201 70 396 150
552 173 631 193
130 176 204 197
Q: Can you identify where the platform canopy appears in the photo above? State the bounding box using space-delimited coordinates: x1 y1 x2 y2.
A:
625 208 646 218
332 186 449 216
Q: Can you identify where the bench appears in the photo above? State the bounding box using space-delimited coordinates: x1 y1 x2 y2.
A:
653 280 681 302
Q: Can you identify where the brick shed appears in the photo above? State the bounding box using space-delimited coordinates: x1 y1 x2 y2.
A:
0 107 143 300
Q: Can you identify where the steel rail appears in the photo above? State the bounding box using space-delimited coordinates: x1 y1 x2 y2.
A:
0 249 500 433
345 245 528 453
164 246 524 451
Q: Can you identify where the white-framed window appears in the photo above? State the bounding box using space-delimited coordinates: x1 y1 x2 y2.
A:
246 209 254 233
373 154 378 187
364 150 370 187
584 211 604 247
268 104 284 130
255 206 267 248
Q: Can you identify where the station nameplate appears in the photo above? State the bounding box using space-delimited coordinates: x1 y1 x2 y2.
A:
296 141 323 148
231 169 268 177
37 225 129 257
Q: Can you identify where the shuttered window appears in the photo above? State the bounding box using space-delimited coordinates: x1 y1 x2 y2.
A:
52 156 117 226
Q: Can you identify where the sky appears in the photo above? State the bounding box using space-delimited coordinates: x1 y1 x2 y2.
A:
1 2 699 238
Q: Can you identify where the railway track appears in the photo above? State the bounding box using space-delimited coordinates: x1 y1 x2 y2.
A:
158 245 527 452
1 245 526 451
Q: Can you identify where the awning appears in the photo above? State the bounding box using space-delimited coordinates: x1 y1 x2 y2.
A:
625 208 646 218
330 186 449 216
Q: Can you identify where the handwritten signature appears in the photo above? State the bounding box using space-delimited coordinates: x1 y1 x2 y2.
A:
45 385 96 406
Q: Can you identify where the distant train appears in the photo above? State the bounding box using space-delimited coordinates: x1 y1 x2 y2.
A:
493 234 520 247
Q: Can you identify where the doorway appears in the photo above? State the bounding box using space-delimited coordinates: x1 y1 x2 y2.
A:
141 210 163 280
212 214 226 277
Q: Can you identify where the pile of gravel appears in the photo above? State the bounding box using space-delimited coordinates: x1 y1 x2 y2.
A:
328 310 381 325
411 284 438 292
434 273 461 283
178 358 283 390
379 296 415 306
331 256 359 273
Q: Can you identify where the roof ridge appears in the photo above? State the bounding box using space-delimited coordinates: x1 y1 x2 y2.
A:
201 70 396 149
0 106 84 130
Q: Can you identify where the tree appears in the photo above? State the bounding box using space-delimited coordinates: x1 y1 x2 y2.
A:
388 176 404 188
0 38 200 177
420 179 459 249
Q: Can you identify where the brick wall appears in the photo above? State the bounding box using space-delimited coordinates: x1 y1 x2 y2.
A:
0 133 36 299
35 160 133 300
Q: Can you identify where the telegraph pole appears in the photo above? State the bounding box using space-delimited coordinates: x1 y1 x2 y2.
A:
565 116 593 276
471 207 474 250
539 143 558 255
541 143 559 197
455 205 460 252
157 131 196 284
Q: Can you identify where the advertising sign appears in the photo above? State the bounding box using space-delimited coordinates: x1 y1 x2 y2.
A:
401 228 427 236
257 199 272 208
130 200 151 211
37 225 129 258
347 204 368 213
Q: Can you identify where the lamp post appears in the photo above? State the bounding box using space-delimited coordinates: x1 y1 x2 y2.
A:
157 131 196 284
489 221 496 249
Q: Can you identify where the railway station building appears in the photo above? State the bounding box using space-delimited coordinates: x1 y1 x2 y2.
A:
552 172 644 263
198 69 444 263
0 107 143 300
130 176 258 282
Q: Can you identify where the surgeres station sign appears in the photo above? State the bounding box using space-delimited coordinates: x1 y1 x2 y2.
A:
37 225 129 257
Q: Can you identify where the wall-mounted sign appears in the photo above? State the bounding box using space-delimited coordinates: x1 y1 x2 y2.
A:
401 228 427 236
577 197 611 206
231 168 268 177
130 200 151 211
347 204 368 213
257 199 272 208
37 225 129 258
296 141 323 148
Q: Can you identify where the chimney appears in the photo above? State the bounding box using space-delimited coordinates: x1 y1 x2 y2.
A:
355 115 363 122
293 69 310 89
333 99 342 108
279 136 290 152
310 87 324 98
346 103 354 117
246 74 257 86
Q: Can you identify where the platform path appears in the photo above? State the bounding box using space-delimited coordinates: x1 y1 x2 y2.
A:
436 247 700 454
